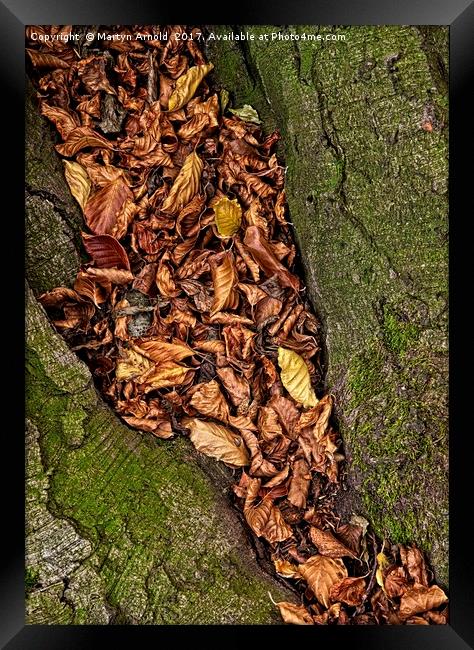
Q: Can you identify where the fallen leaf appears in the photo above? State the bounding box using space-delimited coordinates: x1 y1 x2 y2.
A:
330 577 366 606
288 458 311 509
399 584 448 620
229 104 261 125
84 176 133 236
210 251 239 314
116 346 153 381
276 602 314 625
273 558 300 579
298 555 348 608
161 151 203 214
168 63 214 111
184 418 249 467
309 526 357 559
189 380 230 423
376 552 390 594
55 126 113 157
277 347 318 408
82 233 130 270
213 196 242 237
244 226 299 291
400 546 429 587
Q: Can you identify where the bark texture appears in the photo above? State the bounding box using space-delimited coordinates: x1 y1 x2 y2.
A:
208 25 448 586
25 80 293 624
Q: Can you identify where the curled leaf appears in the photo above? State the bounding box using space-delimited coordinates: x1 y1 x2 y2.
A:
298 555 348 609
309 526 357 559
277 347 318 408
399 584 448 620
184 418 249 467
168 63 214 111
213 196 242 237
329 577 366 606
275 601 314 625
210 251 239 314
161 152 203 214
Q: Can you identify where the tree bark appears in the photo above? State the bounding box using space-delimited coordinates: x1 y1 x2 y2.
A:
25 80 293 624
208 25 448 586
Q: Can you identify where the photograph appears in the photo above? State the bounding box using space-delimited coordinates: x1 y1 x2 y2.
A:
25 23 449 626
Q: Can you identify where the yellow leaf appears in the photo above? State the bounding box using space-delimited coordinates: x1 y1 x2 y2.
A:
63 160 91 211
376 552 390 593
277 347 318 408
213 196 242 237
298 555 347 608
116 347 152 381
161 152 203 215
184 418 250 467
168 63 214 111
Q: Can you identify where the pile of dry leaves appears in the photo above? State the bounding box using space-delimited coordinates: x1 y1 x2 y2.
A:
26 25 448 625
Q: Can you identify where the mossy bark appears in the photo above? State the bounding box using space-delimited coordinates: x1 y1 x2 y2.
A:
208 25 448 586
25 80 293 624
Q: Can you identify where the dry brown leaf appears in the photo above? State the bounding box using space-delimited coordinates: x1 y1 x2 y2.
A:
273 558 300 579
278 347 318 408
384 566 409 599
298 555 348 608
309 527 357 559
288 458 311 509
399 584 448 620
400 546 429 587
84 176 133 236
55 126 113 157
329 577 366 606
168 63 214 111
136 338 195 364
84 267 133 286
210 251 239 314
243 226 299 291
82 233 130 270
184 418 249 467
243 478 292 542
161 151 203 214
27 48 69 69
276 602 314 625
122 416 173 438
213 196 242 237
216 367 250 408
189 380 230 423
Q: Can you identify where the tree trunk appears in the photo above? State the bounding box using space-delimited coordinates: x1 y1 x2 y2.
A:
25 80 293 624
208 25 448 586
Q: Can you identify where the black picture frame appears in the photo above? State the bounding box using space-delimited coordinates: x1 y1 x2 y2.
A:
4 0 473 646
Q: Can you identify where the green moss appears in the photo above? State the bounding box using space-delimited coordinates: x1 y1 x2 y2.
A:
25 566 40 593
383 307 420 356
348 345 384 409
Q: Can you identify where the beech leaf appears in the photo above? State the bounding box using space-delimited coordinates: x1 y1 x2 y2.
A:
213 196 242 237
184 418 250 467
277 347 318 407
298 555 347 608
161 152 203 214
168 63 214 111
